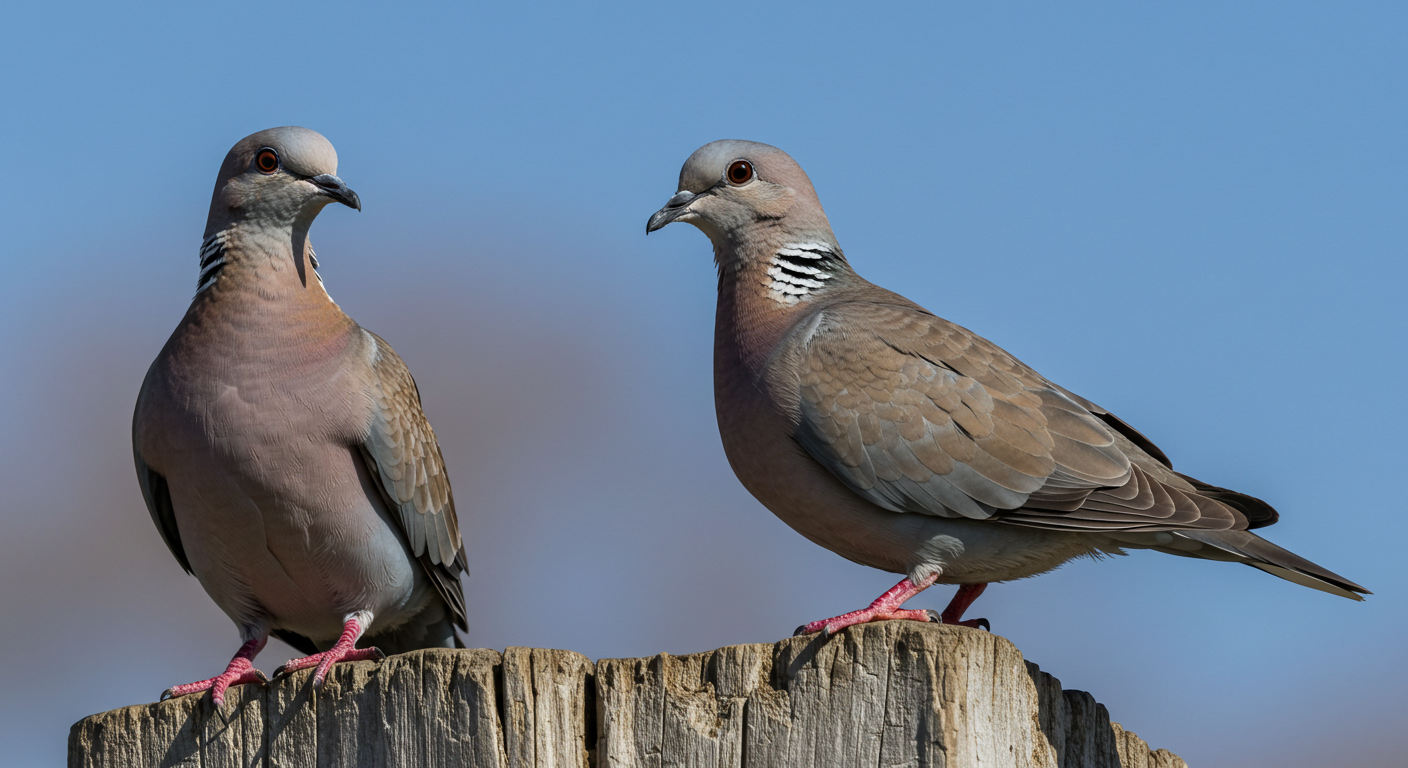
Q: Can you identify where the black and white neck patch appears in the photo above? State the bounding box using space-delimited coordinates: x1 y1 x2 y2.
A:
195 232 228 295
765 241 840 305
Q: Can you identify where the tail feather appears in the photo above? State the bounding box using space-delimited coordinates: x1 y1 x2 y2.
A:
1177 529 1370 601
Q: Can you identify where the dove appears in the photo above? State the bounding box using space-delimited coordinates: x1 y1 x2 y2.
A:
647 140 1367 636
133 127 467 705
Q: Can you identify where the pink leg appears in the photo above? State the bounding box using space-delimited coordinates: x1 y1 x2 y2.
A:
161 636 269 707
939 583 990 630
795 573 941 636
273 616 385 688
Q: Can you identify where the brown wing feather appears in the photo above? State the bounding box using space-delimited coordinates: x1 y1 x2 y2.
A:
361 332 467 632
794 300 1261 532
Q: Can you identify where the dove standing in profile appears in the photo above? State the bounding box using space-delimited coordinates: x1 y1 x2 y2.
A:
647 140 1367 636
133 127 467 705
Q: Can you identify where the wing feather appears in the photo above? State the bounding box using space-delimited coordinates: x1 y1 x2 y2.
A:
361 331 468 632
133 450 192 574
793 300 1262 532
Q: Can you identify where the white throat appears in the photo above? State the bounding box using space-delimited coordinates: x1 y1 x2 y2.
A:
764 242 838 305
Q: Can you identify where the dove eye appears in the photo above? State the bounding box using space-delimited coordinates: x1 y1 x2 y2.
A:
726 160 754 186
255 149 280 174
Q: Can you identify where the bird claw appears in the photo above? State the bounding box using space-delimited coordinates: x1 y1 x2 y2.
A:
921 609 990 631
941 616 991 631
794 617 843 636
794 607 991 636
274 646 386 686
160 664 268 706
794 606 934 637
916 609 991 631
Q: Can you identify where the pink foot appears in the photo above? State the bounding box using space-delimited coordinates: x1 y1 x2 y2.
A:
795 575 941 636
161 637 268 707
273 617 385 688
939 583 991 631
795 578 994 636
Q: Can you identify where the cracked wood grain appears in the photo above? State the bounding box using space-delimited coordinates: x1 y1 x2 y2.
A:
71 624 1184 768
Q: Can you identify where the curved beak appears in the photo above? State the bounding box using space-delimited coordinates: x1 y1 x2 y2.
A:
310 174 362 211
646 190 698 233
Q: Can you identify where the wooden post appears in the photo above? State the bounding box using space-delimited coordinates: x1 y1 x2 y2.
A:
69 622 1187 767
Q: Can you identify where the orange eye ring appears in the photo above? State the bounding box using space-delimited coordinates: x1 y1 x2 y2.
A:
726 160 754 185
255 148 279 174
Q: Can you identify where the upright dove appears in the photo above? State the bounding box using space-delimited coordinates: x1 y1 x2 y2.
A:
647 140 1367 636
133 127 467 705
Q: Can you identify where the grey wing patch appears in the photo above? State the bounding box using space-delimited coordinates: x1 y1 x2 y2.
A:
1052 383 1173 469
134 451 191 574
793 300 1260 533
795 307 1105 520
361 331 468 633
796 362 1007 520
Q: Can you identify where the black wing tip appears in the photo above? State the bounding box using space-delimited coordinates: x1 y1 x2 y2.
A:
423 554 470 633
141 464 195 574
1175 472 1280 529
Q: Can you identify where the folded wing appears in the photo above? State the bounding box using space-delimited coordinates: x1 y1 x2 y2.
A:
360 331 468 633
795 301 1262 532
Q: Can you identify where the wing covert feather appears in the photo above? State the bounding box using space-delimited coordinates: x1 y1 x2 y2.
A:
793 301 1256 532
361 332 468 631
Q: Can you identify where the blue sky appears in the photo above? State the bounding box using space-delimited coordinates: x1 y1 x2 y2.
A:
1 3 1404 766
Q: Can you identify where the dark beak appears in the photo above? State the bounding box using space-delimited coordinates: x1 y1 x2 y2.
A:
310 174 362 211
646 190 698 233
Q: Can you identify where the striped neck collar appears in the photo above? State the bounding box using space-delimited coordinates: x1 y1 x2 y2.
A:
763 241 842 305
194 232 228 295
194 230 322 296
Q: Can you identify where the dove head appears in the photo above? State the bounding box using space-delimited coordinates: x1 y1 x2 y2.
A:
647 140 837 257
205 126 360 236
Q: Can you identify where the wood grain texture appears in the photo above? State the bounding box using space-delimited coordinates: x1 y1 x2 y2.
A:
71 625 1184 767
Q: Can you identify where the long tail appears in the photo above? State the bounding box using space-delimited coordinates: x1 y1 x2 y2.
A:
1176 530 1370 601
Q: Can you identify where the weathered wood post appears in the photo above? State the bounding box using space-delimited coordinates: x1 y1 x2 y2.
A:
69 622 1187 767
